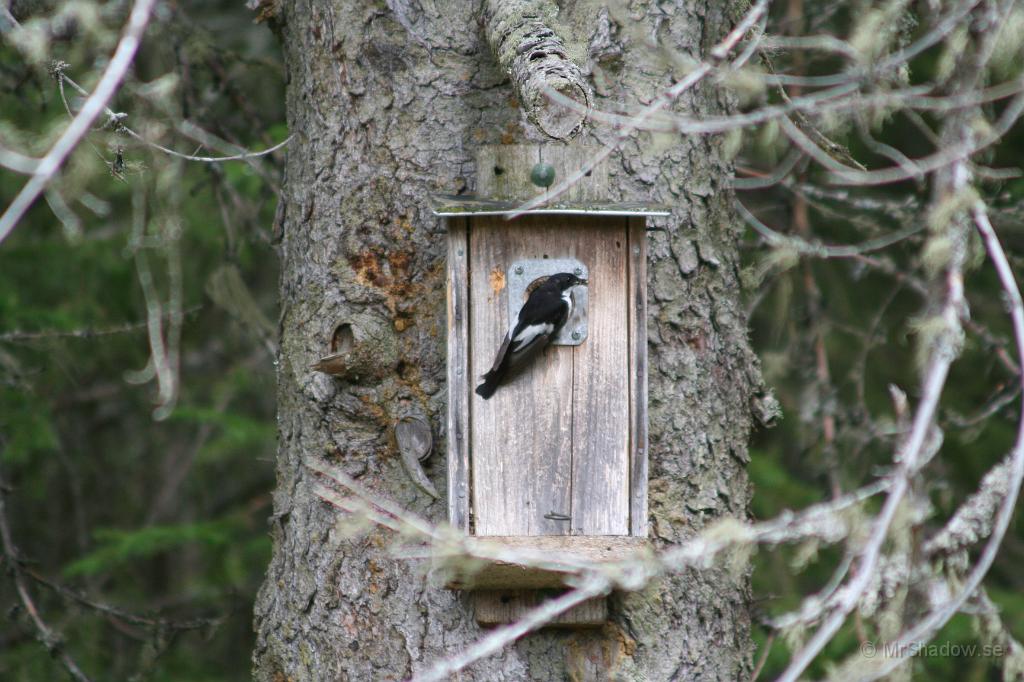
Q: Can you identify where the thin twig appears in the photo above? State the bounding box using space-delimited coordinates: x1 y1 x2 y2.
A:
0 306 202 343
852 203 1024 680
121 127 291 163
736 199 923 258
0 0 159 245
23 566 222 633
0 467 93 682
506 0 770 217
775 158 969 681
56 71 289 184
411 577 610 682
827 85 1024 186
0 145 38 173
733 148 804 190
750 631 776 681
546 61 1024 138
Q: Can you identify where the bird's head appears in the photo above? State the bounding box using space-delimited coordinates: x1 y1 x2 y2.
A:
546 272 588 291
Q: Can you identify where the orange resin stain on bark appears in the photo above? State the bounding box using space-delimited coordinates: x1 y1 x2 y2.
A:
489 267 506 295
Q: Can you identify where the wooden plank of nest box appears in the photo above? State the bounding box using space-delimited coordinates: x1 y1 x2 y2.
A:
474 591 607 627
469 215 631 537
470 214 574 536
628 217 650 537
476 145 608 204
446 218 471 531
444 536 647 590
570 218 630 535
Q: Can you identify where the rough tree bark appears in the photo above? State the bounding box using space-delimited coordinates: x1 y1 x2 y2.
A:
253 0 766 679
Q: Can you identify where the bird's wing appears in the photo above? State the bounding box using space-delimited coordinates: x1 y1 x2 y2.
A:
486 330 513 374
516 288 568 327
506 289 569 355
508 321 555 356
484 285 571 378
485 316 553 376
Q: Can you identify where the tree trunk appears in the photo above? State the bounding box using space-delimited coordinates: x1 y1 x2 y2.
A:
253 0 764 679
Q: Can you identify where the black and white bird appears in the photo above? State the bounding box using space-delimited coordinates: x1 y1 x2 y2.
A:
475 272 587 400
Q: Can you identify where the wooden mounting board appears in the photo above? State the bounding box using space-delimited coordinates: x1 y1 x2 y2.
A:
441 536 648 590
473 591 607 627
443 144 650 597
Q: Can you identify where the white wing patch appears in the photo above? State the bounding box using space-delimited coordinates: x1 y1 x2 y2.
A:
511 322 554 351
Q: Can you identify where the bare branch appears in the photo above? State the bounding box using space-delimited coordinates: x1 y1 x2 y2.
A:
56 71 290 175
776 159 969 681
23 566 223 633
413 577 609 682
0 468 93 682
0 306 201 343
0 0 159 245
482 0 591 139
827 86 1024 186
733 148 804 190
122 127 291 164
0 145 37 173
509 0 770 216
736 198 923 258
853 202 1024 680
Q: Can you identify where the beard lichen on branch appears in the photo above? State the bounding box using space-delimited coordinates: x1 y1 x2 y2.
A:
483 0 592 140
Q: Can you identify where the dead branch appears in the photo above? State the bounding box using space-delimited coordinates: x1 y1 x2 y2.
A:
482 0 592 139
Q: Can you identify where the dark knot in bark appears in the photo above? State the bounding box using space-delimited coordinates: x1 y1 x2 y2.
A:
484 0 592 139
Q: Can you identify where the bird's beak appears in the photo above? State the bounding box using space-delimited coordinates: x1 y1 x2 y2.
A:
577 278 589 286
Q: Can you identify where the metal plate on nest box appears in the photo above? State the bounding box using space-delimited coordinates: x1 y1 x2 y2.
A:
430 194 672 217
507 258 587 346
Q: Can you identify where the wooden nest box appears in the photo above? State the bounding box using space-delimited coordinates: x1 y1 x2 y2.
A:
436 145 667 626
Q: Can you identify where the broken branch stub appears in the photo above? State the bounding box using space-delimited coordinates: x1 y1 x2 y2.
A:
484 0 592 140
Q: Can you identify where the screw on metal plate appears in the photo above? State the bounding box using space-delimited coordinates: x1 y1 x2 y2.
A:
507 258 588 346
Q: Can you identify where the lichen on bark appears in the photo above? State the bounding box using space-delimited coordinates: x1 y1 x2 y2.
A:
483 0 592 139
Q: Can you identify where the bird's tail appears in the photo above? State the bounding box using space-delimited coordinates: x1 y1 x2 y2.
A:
475 370 501 399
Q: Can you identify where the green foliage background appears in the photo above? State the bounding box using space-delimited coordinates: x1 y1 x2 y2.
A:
739 6 1024 677
1 2 282 679
0 0 1022 680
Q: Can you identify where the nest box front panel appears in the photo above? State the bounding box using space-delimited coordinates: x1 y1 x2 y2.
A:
468 215 630 537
